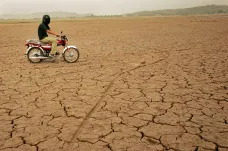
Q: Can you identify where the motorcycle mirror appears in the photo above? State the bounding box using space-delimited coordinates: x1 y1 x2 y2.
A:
61 31 63 34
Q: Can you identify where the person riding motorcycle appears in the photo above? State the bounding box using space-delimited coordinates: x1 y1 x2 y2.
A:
38 15 59 58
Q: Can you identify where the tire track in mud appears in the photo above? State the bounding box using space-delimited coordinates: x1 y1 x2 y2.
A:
64 52 170 150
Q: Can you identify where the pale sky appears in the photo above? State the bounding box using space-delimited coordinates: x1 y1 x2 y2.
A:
0 0 228 15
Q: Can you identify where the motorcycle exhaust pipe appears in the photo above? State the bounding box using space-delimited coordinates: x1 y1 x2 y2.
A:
29 56 49 59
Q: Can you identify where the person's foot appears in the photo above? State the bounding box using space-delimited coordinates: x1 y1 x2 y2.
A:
49 54 56 58
55 52 60 55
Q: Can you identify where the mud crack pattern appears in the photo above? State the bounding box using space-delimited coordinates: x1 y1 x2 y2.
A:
0 17 227 151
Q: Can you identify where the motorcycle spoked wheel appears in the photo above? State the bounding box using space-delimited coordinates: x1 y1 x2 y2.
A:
63 47 80 63
27 47 44 63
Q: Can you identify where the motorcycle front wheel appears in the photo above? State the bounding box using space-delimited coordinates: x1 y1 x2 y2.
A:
27 47 43 63
63 47 80 63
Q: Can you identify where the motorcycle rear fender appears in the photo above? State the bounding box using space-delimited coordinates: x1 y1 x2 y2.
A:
63 46 78 54
26 46 45 54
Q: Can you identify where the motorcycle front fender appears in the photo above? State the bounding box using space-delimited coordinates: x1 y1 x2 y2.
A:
62 46 78 54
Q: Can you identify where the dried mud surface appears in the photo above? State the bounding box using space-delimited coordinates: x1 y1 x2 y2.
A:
0 16 227 151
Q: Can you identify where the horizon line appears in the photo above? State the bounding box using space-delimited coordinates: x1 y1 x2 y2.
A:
0 4 227 16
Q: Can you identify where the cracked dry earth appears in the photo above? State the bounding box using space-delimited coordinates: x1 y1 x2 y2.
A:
0 16 228 151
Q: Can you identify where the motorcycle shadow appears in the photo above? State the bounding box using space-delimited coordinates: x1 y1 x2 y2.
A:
37 56 65 64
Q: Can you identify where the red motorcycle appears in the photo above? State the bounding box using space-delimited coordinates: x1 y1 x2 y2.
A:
25 31 79 63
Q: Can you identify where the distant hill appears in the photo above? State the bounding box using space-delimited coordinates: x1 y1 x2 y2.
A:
0 11 94 19
1 5 228 19
126 5 228 16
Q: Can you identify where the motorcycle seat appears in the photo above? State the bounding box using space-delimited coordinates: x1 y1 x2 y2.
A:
27 39 50 46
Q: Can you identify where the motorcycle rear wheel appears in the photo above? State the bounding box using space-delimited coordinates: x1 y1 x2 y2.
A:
27 47 43 63
63 47 80 63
